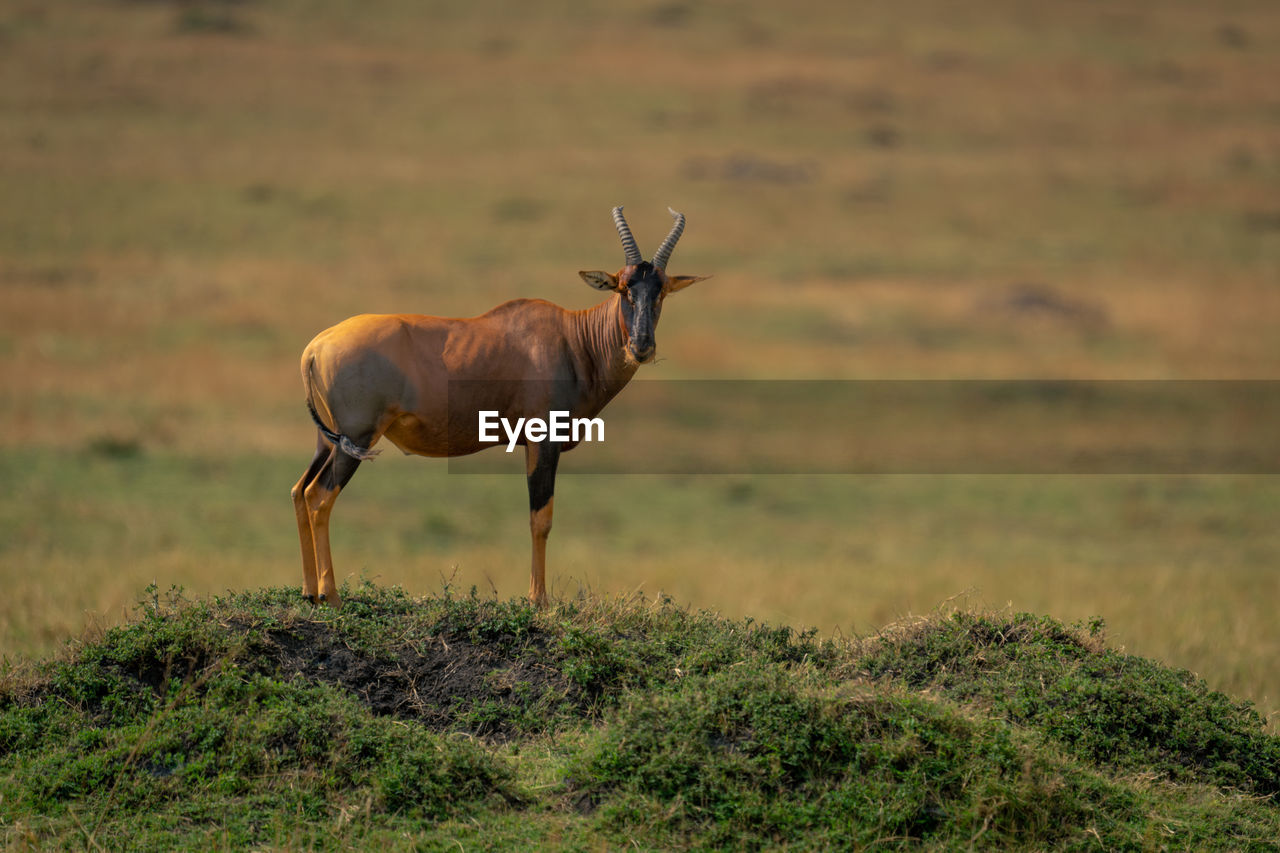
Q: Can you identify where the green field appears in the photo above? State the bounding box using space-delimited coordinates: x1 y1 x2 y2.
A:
2 0 1278 739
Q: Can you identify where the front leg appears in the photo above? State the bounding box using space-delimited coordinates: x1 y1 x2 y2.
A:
525 440 561 607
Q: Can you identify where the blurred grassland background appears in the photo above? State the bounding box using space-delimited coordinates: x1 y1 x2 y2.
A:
0 1 1277 724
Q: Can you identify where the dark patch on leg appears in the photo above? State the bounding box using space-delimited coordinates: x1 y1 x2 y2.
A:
319 436 372 492
298 434 331 491
527 442 561 512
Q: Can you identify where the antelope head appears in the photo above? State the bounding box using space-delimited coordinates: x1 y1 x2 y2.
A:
580 206 709 365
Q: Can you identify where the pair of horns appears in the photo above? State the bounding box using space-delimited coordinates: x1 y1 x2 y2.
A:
612 206 686 271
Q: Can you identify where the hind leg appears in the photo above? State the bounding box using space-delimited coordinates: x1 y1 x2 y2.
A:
303 443 366 608
292 434 332 603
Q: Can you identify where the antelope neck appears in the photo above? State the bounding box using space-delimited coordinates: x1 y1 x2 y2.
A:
573 294 639 391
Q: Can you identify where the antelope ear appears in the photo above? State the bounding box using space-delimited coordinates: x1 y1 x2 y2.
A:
580 270 621 292
664 274 711 295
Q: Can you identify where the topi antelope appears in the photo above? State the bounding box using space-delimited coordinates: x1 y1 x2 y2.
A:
292 207 709 607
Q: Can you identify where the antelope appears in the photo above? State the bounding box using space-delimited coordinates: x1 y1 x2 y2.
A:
291 207 709 607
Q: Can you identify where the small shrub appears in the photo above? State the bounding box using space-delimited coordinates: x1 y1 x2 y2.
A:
859 612 1280 794
569 664 1157 849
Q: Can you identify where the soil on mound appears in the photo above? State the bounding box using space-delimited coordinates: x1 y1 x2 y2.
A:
240 619 578 740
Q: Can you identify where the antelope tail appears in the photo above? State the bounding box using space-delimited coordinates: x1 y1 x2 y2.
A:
307 400 380 460
303 354 380 460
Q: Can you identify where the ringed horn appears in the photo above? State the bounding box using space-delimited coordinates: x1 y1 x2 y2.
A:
612 205 686 269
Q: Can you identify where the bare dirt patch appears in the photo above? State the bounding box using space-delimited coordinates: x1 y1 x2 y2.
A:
241 618 579 740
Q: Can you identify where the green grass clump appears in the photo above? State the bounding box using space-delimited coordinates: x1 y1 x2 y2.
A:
1 587 520 849
12 673 514 817
858 612 1280 795
2 583 1278 850
571 665 1158 849
2 669 517 850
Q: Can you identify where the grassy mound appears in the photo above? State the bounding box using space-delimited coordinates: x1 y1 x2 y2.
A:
2 583 1277 849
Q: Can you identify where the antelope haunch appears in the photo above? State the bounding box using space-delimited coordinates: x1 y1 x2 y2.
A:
291 207 708 607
